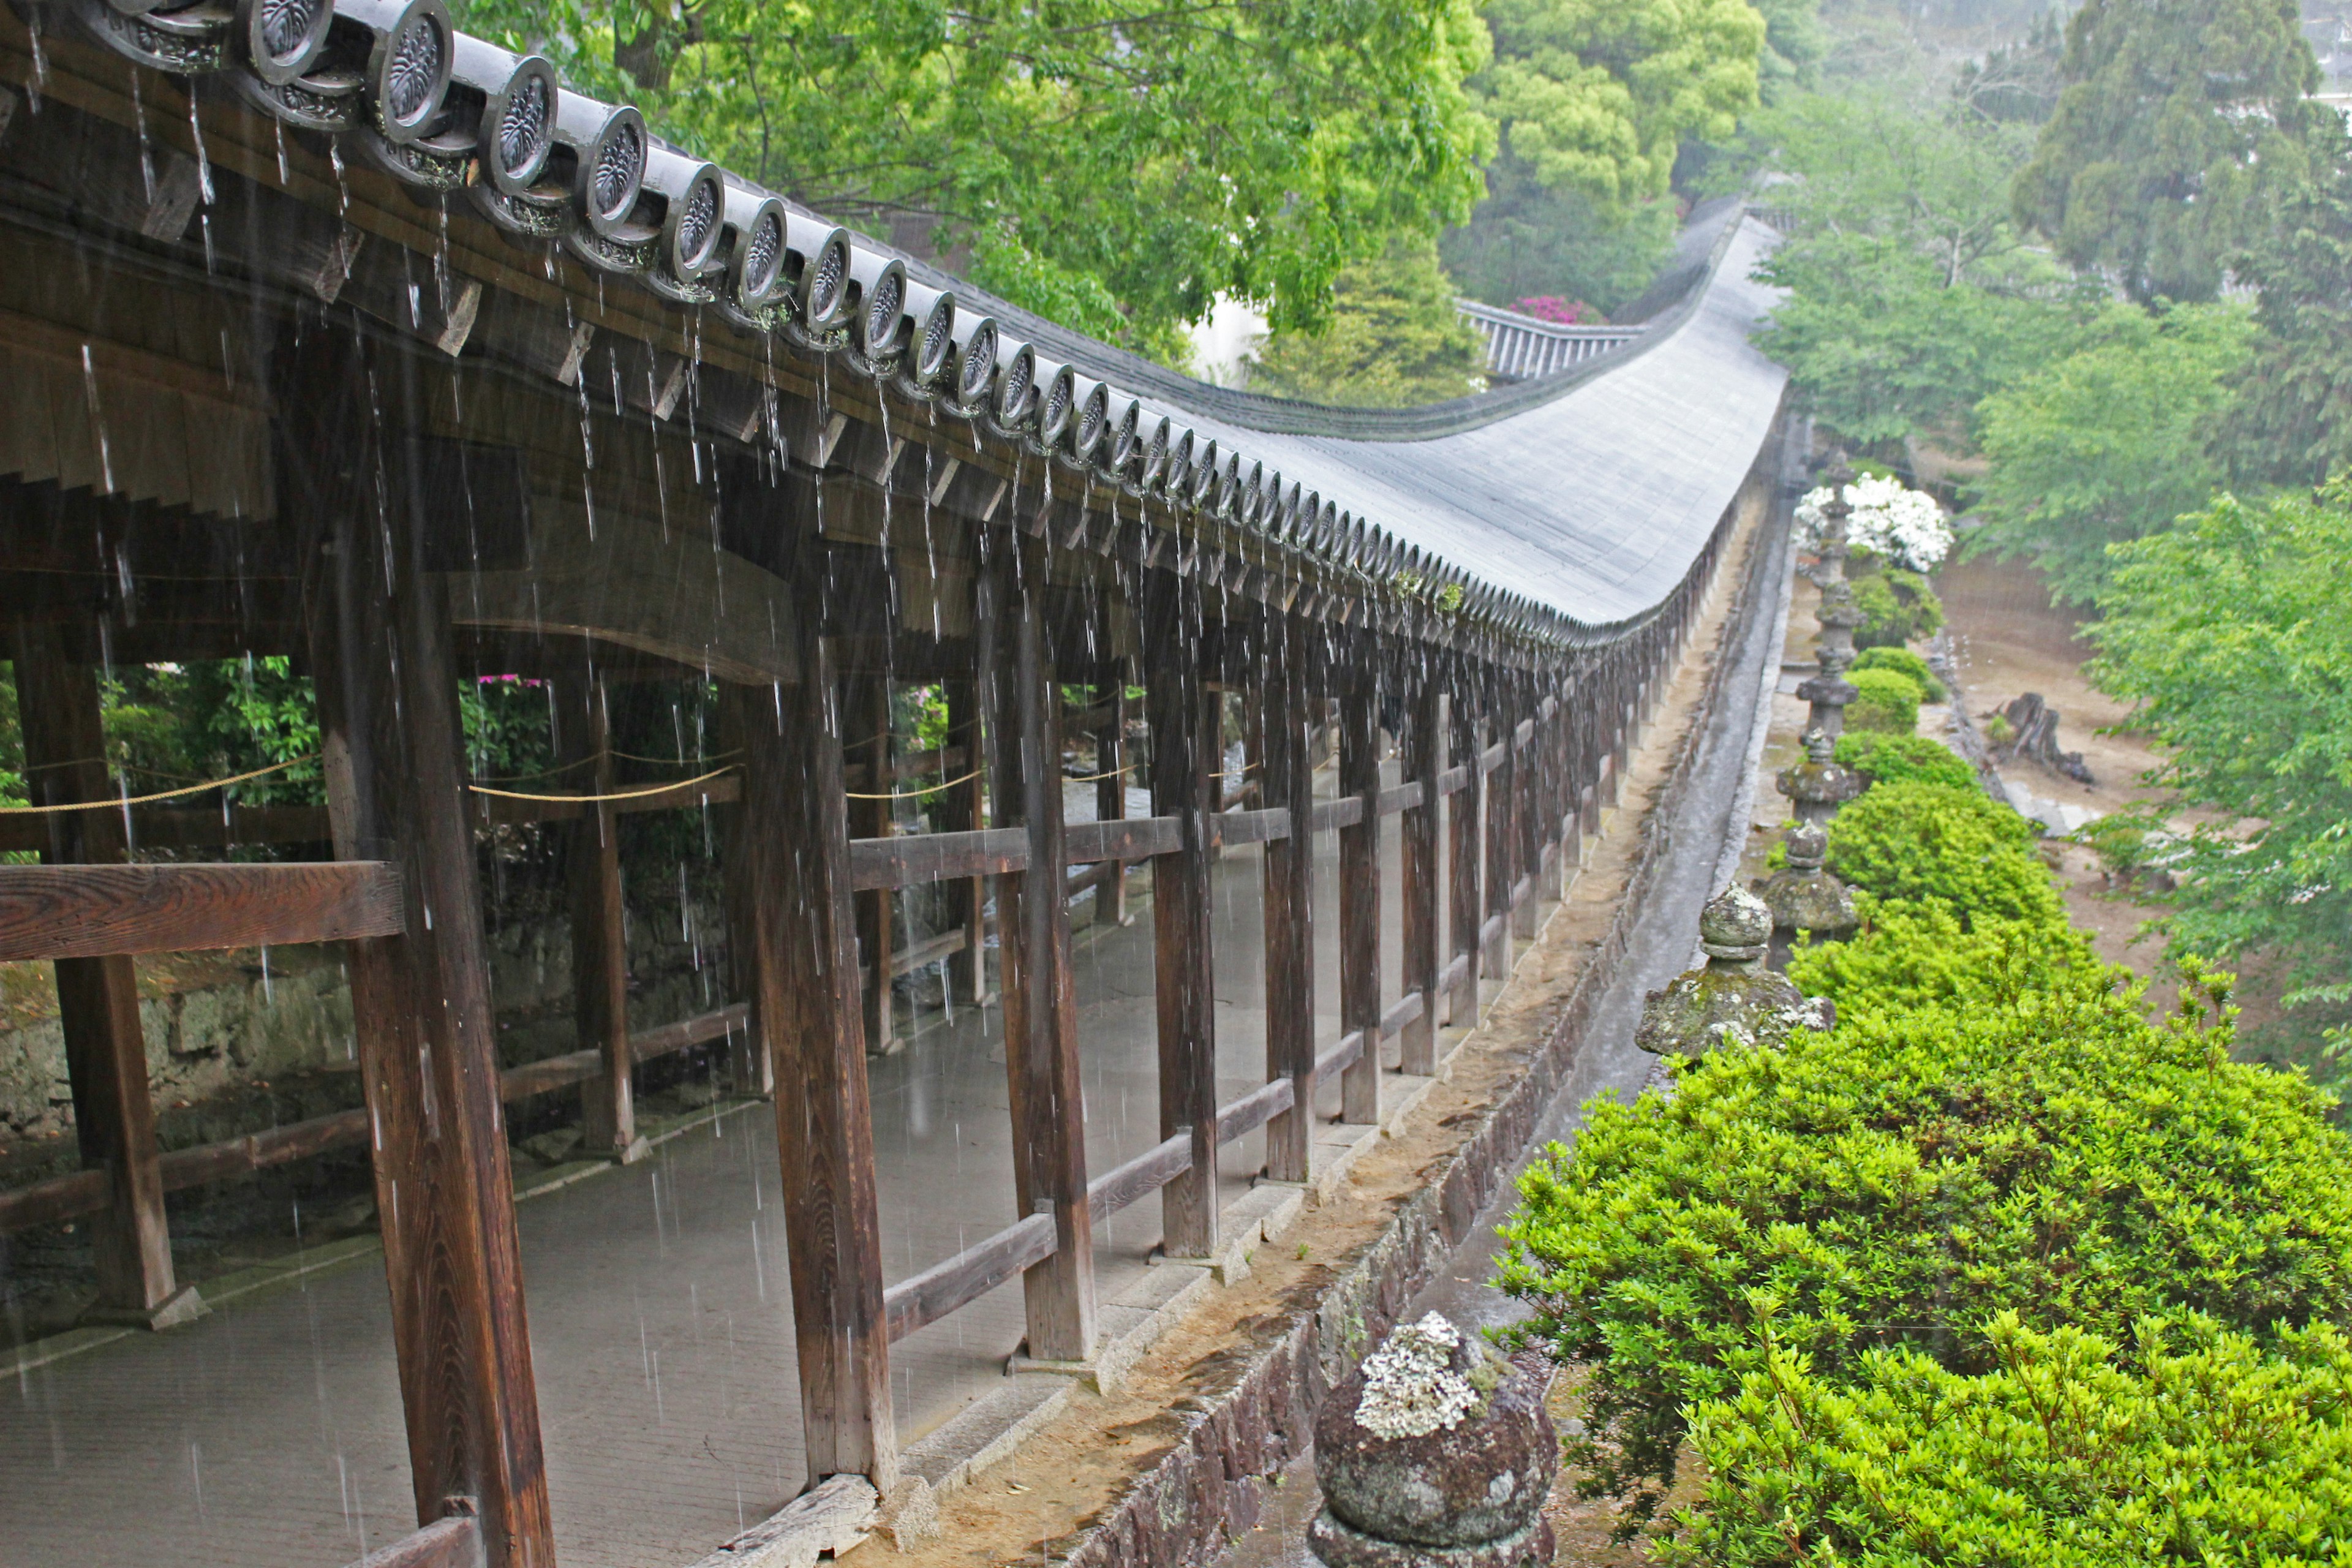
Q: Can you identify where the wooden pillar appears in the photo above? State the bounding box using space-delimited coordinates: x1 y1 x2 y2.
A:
943 677 991 1007
1336 646 1381 1125
565 673 643 1163
1447 665 1482 1026
1143 571 1220 1256
715 696 774 1100
850 674 897 1057
1398 661 1441 1076
1260 614 1316 1184
295 347 553 1564
984 532 1096 1358
1515 671 1542 916
10 623 194 1327
1482 662 1514 978
733 638 897 1487
1093 669 1131 927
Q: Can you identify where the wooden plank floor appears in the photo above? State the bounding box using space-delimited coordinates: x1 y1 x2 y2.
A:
0 776 1440 1568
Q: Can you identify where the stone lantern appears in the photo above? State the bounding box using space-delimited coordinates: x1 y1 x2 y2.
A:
1308 1313 1556 1568
1635 886 1833 1058
1796 454 1861 737
1755 820 1857 963
1776 729 1860 828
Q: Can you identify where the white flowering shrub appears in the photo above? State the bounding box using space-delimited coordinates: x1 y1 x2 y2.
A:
1355 1312 1478 1439
1795 475 1953 573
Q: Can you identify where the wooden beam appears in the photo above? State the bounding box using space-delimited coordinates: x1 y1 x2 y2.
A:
344 1512 484 1568
1210 806 1290 848
1398 676 1442 1074
0 862 404 962
881 1211 1057 1343
0 803 331 854
736 625 897 1487
1065 815 1182 862
1448 673 1482 1027
1260 614 1317 1186
1085 1133 1196 1226
293 327 552 1567
983 532 1096 1362
1483 667 1517 979
1092 669 1132 928
849 673 897 1057
1144 569 1219 1260
564 675 643 1164
10 623 190 1325
942 677 992 1008
847 827 1030 891
1317 1030 1366 1082
1213 1077 1295 1147
1336 650 1381 1126
1308 797 1365 833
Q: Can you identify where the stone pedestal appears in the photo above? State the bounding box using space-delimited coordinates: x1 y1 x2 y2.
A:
1755 820 1856 965
1308 1314 1555 1568
1635 886 1831 1057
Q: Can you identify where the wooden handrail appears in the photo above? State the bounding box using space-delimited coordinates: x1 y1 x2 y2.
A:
1308 797 1365 833
1086 1132 1194 1226
342 1509 482 1568
1317 1030 1366 1081
846 827 1030 891
1065 815 1180 863
1210 806 1289 847
1213 1079 1295 1147
1438 764 1471 797
0 862 405 962
1378 782 1423 816
881 1209 1058 1342
1379 989 1425 1042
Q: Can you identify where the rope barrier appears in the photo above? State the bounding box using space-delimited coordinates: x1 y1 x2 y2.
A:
844 767 986 801
467 766 739 804
1061 762 1136 784
0 755 317 813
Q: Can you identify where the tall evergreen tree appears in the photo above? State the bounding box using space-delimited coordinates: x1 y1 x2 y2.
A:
2013 0 2320 303
2217 120 2352 488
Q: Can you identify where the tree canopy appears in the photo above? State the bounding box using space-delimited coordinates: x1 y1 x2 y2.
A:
1472 0 1765 214
2013 0 2320 304
1250 235 1488 405
454 0 1498 350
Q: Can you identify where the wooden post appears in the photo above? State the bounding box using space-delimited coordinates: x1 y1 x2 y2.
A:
293 337 554 1565
983 532 1096 1359
1516 670 1543 916
850 674 897 1057
733 638 897 1488
1336 646 1381 1125
9 622 195 1327
1398 663 1441 1076
1093 668 1131 927
565 672 643 1163
1483 664 1515 979
716 697 775 1099
943 677 991 1007
1143 570 1220 1257
1260 614 1316 1183
1447 668 1482 1027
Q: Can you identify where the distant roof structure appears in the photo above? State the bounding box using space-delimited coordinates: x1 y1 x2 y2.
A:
11 0 1789 649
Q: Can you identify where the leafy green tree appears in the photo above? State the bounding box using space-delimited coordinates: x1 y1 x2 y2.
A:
2216 119 2352 489
454 0 1497 347
2013 0 2321 304
1473 0 1765 214
1438 157 1676 317
1970 300 2256 604
1743 85 2080 442
2092 480 2352 1006
1251 236 1488 405
1751 0 1825 104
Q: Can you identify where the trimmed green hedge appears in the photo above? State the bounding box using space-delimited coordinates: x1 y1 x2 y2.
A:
1826 779 2060 925
1498 964 2352 1526
1662 1313 2352 1565
1845 667 1923 734
1832 730 1975 791
1787 894 2096 1019
1852 645 1947 703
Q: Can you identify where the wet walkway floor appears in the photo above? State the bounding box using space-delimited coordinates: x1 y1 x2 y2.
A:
5 772 1456 1568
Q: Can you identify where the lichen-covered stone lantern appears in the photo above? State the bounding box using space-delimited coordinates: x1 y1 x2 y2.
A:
1797 454 1861 737
1635 886 1833 1057
1308 1313 1556 1568
1755 820 1857 959
1776 728 1861 828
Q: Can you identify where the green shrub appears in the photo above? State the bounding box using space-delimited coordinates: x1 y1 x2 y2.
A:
1497 967 2352 1522
1664 1313 2352 1566
1852 568 1944 648
1787 894 2098 1019
1826 780 2059 924
1844 668 1923 734
1850 645 1946 702
1831 731 1975 792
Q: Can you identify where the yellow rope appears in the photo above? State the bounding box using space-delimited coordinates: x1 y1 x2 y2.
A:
467 766 738 804
1063 762 1136 784
608 747 741 767
0 755 316 813
845 767 985 801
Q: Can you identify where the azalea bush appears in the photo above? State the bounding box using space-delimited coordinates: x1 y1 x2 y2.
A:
1850 565 1945 648
1844 668 1922 734
1795 473 1954 571
1825 779 2059 925
1850 645 1945 703
1831 731 1973 791
1787 894 2096 1020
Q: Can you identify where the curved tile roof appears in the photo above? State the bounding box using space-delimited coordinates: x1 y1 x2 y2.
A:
30 0 1787 649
